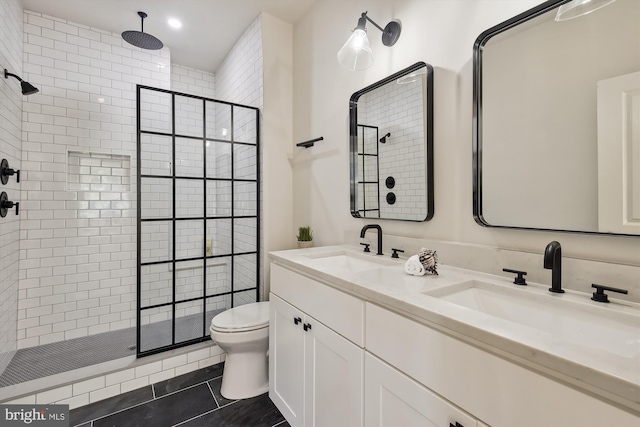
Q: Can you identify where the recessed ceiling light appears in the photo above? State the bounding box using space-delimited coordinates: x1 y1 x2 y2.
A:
168 18 182 29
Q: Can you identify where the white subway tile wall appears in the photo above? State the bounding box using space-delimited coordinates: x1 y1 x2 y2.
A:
17 10 171 349
358 76 427 220
170 64 215 99
0 0 24 377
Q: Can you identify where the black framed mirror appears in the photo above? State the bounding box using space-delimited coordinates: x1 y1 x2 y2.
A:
350 62 434 221
473 0 640 236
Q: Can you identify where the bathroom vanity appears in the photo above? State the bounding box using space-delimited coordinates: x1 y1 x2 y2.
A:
268 246 640 427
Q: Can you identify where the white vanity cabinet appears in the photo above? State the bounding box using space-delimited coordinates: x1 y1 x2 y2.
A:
269 264 365 427
365 352 477 427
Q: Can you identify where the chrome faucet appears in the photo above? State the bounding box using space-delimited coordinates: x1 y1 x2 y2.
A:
543 241 564 293
360 224 383 255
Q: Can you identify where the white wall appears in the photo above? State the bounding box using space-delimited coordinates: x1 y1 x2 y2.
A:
292 0 640 289
261 13 293 299
17 10 170 349
0 0 24 377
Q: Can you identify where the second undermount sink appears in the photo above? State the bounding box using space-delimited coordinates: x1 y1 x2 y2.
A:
303 250 398 273
425 280 640 359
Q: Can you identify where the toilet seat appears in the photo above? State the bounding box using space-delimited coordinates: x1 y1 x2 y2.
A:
210 301 269 333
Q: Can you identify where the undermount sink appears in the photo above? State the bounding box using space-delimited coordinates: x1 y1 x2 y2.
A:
425 280 640 359
303 250 398 273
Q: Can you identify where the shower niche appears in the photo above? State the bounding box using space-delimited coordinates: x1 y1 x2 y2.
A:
137 86 259 357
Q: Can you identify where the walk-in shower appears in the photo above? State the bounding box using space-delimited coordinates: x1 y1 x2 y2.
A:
137 86 260 357
0 86 260 391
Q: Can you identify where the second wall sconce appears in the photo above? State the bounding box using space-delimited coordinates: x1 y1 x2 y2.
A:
337 11 401 71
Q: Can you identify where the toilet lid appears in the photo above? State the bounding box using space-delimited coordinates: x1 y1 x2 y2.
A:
210 302 270 332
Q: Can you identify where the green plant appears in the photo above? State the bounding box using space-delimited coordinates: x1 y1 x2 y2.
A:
297 226 313 242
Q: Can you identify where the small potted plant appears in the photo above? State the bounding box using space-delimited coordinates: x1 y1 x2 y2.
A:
297 226 313 249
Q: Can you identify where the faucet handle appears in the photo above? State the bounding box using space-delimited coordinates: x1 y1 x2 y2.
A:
591 283 628 303
503 268 527 285
391 248 404 259
360 243 370 253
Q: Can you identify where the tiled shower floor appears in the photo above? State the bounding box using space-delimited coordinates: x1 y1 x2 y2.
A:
69 363 287 427
0 309 224 387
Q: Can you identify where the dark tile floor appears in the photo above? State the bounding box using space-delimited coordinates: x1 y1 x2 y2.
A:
70 363 289 427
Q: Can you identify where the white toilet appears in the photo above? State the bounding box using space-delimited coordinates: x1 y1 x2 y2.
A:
209 301 270 399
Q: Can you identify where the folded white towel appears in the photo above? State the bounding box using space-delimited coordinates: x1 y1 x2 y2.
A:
404 255 425 276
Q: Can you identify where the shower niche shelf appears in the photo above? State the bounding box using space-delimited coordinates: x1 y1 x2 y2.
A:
67 151 131 192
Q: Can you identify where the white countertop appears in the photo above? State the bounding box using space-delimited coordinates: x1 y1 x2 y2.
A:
269 245 640 413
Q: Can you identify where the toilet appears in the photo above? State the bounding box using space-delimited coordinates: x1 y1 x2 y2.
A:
209 301 270 399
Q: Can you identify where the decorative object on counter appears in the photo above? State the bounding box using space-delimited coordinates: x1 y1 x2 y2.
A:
0 191 19 217
591 283 628 303
4 69 39 95
297 226 313 248
296 136 323 148
503 268 527 285
404 255 425 276
391 248 404 259
1 159 20 184
337 11 402 71
418 248 438 275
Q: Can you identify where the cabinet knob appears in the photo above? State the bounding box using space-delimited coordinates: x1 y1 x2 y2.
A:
294 317 302 325
450 422 464 427
303 323 312 331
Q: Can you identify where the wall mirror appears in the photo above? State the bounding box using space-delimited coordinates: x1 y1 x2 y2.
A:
473 0 640 236
350 62 434 221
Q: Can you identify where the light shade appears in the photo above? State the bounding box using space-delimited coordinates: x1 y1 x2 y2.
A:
555 0 616 21
337 28 374 71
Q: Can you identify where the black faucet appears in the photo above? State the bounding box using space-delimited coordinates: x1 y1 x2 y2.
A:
544 241 564 293
360 224 383 255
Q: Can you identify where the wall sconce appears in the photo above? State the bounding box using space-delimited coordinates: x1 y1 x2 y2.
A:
337 12 401 71
555 0 616 21
4 69 39 95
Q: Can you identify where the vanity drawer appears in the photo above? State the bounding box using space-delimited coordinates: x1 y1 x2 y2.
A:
270 263 364 347
365 302 637 427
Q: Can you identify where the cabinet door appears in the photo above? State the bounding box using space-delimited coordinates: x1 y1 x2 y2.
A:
269 295 305 427
365 353 477 427
304 315 364 427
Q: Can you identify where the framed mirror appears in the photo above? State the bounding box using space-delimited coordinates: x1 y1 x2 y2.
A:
473 0 640 236
350 62 434 221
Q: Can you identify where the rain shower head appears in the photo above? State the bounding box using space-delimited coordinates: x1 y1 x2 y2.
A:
122 11 164 50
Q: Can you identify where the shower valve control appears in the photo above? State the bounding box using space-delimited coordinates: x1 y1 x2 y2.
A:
0 191 19 217
1 159 20 184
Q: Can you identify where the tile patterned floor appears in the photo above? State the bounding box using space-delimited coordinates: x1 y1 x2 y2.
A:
70 363 289 427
